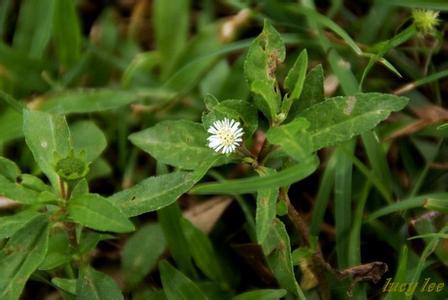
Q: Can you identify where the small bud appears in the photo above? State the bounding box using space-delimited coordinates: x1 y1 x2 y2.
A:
412 9 440 34
423 197 448 213
55 152 89 181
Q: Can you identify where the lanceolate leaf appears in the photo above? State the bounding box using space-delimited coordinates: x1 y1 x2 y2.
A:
261 218 305 299
0 209 40 239
244 20 285 121
181 218 224 283
109 156 218 217
255 168 279 245
129 120 221 170
68 194 135 233
0 174 39 204
23 110 71 188
122 224 166 289
300 93 409 151
0 215 49 300
159 260 208 300
288 64 325 118
76 266 123 300
191 155 319 195
266 118 312 162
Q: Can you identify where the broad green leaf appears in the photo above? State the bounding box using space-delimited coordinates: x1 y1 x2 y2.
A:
282 49 308 114
289 64 325 118
0 210 40 239
13 0 55 59
266 118 312 162
52 0 81 67
244 20 285 121
76 266 123 300
153 0 189 78
181 218 224 283
158 203 196 276
0 215 49 300
202 99 258 137
122 223 166 289
110 154 216 217
70 121 107 163
261 219 305 298
159 261 208 300
255 168 279 245
39 230 71 270
35 89 173 114
68 194 135 233
129 120 220 170
0 108 23 144
191 155 319 195
233 289 287 300
0 156 20 181
0 174 39 204
23 110 71 187
300 93 409 151
52 278 76 295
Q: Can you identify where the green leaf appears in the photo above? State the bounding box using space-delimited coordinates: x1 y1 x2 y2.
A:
284 50 308 100
36 89 173 114
153 0 189 78
76 266 123 300
158 203 196 277
0 210 41 239
0 174 40 204
244 20 285 121
0 156 21 181
282 49 308 115
20 174 51 192
122 223 166 289
261 218 305 298
39 230 71 270
233 289 287 300
368 193 448 221
202 99 258 137
289 64 325 118
23 110 71 188
266 118 312 162
300 93 409 151
52 0 81 67
70 121 107 163
191 155 319 195
68 194 135 233
255 168 279 244
0 215 49 300
110 156 214 217
159 260 208 300
12 0 55 59
181 218 224 283
52 277 76 295
129 120 220 170
0 108 23 144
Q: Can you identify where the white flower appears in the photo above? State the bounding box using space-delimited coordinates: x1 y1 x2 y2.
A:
207 118 244 154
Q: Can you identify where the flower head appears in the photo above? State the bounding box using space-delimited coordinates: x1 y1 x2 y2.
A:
207 118 244 154
412 9 440 34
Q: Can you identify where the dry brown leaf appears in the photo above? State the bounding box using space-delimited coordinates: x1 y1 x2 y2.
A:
183 196 232 234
